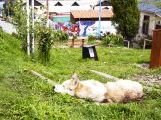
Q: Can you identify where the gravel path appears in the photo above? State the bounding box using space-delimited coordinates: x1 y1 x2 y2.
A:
132 74 161 87
133 63 161 87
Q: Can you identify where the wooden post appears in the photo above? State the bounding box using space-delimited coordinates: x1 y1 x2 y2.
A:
150 29 161 68
70 38 75 47
143 39 146 50
127 41 130 48
46 0 49 27
81 39 84 47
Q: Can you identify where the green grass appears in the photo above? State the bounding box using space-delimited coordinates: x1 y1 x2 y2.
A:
0 31 161 120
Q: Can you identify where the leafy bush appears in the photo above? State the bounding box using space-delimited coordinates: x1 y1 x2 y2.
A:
102 34 124 46
35 24 69 64
52 30 68 42
88 35 97 45
88 35 96 41
36 26 54 64
12 0 27 52
0 27 3 32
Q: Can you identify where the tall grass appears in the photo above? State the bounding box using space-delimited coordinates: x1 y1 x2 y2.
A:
0 31 161 119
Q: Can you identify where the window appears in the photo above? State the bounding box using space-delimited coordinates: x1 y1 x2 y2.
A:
103 7 109 9
142 15 150 35
55 2 63 6
72 2 79 6
156 21 161 29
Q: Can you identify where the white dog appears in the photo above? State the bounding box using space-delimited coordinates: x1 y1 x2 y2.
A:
54 73 107 102
54 74 144 103
104 80 144 103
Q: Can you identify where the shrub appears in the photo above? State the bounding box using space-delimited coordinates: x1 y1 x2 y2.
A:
36 26 54 64
0 27 3 32
12 0 27 52
88 35 96 41
52 30 68 42
88 35 97 45
35 24 69 64
102 34 124 46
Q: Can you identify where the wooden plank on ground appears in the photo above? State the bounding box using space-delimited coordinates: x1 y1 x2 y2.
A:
90 70 120 81
30 70 56 86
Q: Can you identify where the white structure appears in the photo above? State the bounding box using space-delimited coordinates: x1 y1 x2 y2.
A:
138 3 161 36
139 12 161 36
37 0 116 36
38 0 98 13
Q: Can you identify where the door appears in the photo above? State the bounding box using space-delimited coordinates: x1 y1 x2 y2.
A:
142 15 150 35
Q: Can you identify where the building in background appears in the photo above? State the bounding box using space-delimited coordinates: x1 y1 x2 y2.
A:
70 9 116 36
37 0 116 36
42 0 97 23
138 3 161 37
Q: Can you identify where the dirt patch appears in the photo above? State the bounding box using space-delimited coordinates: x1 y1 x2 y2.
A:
132 74 161 87
134 63 149 69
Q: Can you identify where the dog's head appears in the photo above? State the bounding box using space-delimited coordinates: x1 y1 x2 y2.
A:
54 73 80 96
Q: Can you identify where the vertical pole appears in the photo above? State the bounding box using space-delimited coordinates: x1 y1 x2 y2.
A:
46 0 49 27
98 0 101 38
31 0 35 54
8 0 9 17
26 0 30 55
81 39 84 47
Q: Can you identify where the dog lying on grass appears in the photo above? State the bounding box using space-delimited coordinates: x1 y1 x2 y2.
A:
105 80 144 103
54 74 144 103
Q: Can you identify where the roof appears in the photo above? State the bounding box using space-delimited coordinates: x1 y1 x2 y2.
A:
71 9 113 19
38 0 99 13
95 0 111 6
139 3 161 17
40 0 98 6
23 0 43 6
29 0 42 6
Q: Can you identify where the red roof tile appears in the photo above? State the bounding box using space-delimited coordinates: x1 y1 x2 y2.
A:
71 9 113 19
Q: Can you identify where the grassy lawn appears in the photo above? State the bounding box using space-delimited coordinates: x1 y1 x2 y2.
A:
0 31 161 120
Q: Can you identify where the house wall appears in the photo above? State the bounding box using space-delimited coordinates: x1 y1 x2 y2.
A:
45 0 97 13
139 12 161 36
79 20 116 37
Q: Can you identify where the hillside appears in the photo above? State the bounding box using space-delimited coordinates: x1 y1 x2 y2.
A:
0 30 161 119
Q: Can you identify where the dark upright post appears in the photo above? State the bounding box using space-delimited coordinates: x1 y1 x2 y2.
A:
150 29 161 68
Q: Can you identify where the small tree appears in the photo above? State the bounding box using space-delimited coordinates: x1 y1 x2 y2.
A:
12 0 28 52
111 0 140 41
36 26 53 64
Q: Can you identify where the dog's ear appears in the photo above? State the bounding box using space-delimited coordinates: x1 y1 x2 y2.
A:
71 73 79 80
70 73 79 89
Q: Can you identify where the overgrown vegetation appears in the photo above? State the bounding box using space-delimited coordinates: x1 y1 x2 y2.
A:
12 0 28 52
53 30 69 42
36 26 54 64
11 0 68 63
88 35 97 45
35 24 68 64
102 34 124 46
1 30 161 119
111 0 140 41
